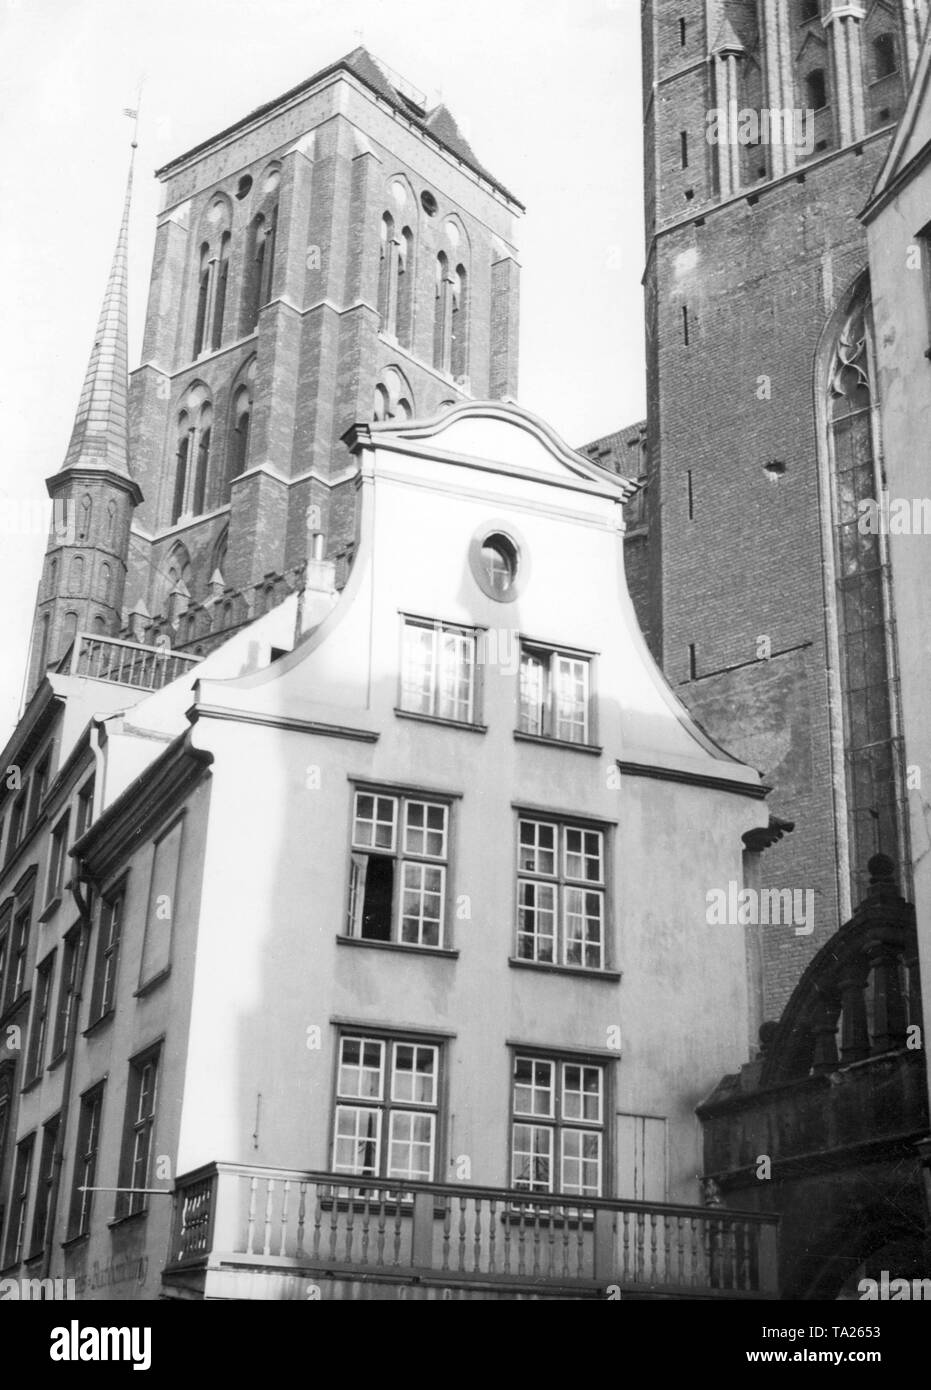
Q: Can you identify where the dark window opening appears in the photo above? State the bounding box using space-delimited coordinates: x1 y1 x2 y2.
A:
682 305 690 346
679 17 686 46
806 68 827 111
874 33 897 80
356 855 394 941
680 131 689 169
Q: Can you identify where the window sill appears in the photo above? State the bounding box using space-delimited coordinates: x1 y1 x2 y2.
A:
134 966 172 999
394 708 487 734
508 957 621 982
47 1049 67 1073
83 1009 115 1039
0 992 30 1029
38 894 62 923
513 732 602 755
61 1232 90 1251
337 936 458 961
20 1074 43 1096
108 1209 149 1231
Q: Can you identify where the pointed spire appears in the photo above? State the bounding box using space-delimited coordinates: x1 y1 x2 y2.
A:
60 142 136 480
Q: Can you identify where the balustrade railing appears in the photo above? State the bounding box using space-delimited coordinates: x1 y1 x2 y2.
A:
59 634 201 692
167 1163 779 1297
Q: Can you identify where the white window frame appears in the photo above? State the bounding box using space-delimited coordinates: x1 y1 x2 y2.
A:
347 791 449 949
332 1034 440 1183
510 1055 605 1199
519 643 591 744
516 818 606 969
401 617 477 724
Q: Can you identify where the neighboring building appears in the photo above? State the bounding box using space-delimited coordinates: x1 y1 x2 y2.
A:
589 0 930 1019
861 17 931 1122
0 50 787 1301
701 854 929 1300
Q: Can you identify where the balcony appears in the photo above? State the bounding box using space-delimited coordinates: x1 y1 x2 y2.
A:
163 1163 779 1300
56 633 201 692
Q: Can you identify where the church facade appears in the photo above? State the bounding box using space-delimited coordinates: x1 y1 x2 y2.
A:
586 0 930 1019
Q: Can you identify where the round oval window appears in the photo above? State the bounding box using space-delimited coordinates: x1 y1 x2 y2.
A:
480 533 518 596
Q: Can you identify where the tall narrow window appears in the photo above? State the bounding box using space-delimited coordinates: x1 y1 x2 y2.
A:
378 212 395 332
90 891 123 1023
62 612 78 657
26 951 55 1082
192 242 211 358
172 417 190 525
193 405 212 516
98 562 112 603
27 753 48 830
228 387 251 497
69 1084 104 1239
29 1114 59 1256
52 927 80 1059
263 204 278 304
434 252 450 371
211 232 230 351
679 16 686 45
241 215 266 334
75 777 95 839
68 554 84 594
826 294 904 905
680 131 689 169
46 810 70 904
450 264 468 381
4 1134 35 1266
116 1047 160 1218
682 305 690 346
35 613 50 679
397 227 414 349
687 469 695 520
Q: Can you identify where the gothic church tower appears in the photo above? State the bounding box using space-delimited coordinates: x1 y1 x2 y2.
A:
641 0 926 1011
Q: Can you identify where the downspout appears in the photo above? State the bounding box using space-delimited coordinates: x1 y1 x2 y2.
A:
41 859 94 1281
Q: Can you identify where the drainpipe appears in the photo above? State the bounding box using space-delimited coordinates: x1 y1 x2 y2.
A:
40 861 94 1281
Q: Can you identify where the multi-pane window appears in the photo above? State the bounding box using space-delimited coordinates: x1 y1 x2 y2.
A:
516 819 606 969
46 811 70 904
511 1055 604 1198
5 901 32 1010
347 792 449 947
52 928 80 1059
401 618 477 724
30 1114 60 1256
75 778 95 839
89 893 123 1023
6 792 26 864
4 1134 35 1265
116 1049 160 1219
27 754 49 831
69 1084 104 1238
519 644 591 744
26 952 55 1082
332 1035 439 1182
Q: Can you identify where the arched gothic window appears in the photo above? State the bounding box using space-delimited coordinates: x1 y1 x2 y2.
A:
211 232 231 351
229 387 251 496
78 495 92 542
450 263 468 381
434 251 450 371
372 367 414 423
171 388 213 524
378 212 395 332
241 215 267 334
62 611 78 654
193 242 211 357
98 562 112 603
397 227 414 350
106 498 116 542
34 613 50 679
825 291 906 906
69 555 85 593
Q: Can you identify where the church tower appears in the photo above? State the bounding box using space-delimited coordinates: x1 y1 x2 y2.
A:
25 149 142 700
124 48 522 649
641 0 926 1012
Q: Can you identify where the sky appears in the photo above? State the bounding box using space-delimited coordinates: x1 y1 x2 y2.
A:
0 0 646 741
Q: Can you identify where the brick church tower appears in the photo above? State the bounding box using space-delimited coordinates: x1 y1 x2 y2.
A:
635 0 927 1012
25 48 522 700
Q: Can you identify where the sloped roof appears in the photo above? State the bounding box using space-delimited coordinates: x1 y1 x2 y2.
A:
156 47 523 209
